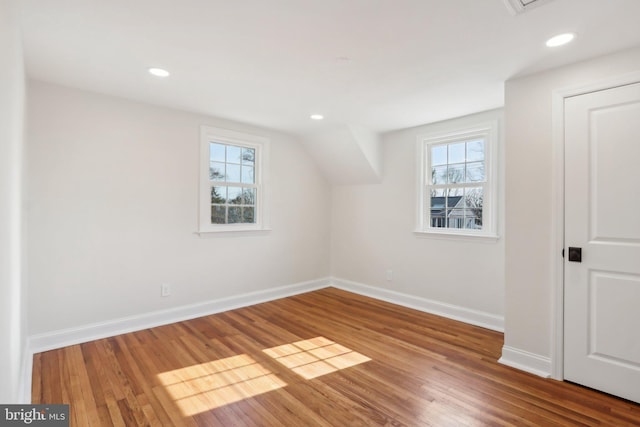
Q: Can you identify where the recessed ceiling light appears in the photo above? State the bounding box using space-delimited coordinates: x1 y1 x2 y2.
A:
546 33 575 47
310 114 324 120
148 67 170 77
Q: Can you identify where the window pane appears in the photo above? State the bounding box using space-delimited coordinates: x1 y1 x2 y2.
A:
432 166 447 184
448 142 465 164
210 143 225 162
465 187 483 209
447 194 463 209
227 187 242 204
210 162 225 181
428 185 445 229
465 161 485 182
431 145 447 166
243 188 256 205
242 148 255 165
225 164 241 182
227 145 242 164
228 207 242 223
467 140 484 161
211 186 226 204
468 210 483 229
242 207 255 223
447 164 465 183
448 194 464 229
241 165 254 184
211 205 226 224
464 187 483 229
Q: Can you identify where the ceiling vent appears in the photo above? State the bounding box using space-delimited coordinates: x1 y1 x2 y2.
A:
503 0 556 15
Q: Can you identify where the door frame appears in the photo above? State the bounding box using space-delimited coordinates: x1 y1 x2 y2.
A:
550 71 640 380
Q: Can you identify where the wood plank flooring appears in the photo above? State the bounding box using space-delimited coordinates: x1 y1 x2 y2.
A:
32 288 640 426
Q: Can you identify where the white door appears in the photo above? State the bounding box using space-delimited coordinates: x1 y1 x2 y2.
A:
564 82 640 403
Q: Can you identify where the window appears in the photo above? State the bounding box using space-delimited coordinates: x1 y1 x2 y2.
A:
199 126 270 234
416 121 498 239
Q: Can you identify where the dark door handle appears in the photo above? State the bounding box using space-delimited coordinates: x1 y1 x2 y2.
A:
568 247 582 262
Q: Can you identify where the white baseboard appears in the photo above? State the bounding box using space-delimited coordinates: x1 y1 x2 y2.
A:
25 276 509 403
330 277 504 332
28 278 330 354
499 345 552 378
29 278 505 354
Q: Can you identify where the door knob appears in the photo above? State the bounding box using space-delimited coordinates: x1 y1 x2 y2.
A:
568 247 582 262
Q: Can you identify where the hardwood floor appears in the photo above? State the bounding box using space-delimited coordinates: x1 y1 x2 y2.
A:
32 288 640 426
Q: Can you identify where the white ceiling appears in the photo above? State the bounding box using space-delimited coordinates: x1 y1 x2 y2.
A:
18 0 640 137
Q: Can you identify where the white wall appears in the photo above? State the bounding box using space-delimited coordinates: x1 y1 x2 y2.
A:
331 109 505 322
504 46 640 370
27 81 331 335
0 0 27 403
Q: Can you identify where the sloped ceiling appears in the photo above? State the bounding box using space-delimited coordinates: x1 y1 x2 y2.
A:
305 125 381 185
17 0 640 184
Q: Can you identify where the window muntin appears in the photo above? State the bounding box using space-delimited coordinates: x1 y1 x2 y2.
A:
417 122 498 239
199 127 269 234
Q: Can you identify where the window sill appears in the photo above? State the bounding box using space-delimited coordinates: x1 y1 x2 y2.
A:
196 227 272 238
413 230 500 243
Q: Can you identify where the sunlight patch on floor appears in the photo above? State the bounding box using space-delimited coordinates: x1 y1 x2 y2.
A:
157 354 286 416
263 336 371 380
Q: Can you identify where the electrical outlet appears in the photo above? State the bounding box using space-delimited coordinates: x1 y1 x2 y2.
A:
161 283 171 297
386 269 393 281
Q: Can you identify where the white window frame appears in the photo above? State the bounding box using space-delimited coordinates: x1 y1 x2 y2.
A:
198 126 270 235
415 121 499 240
